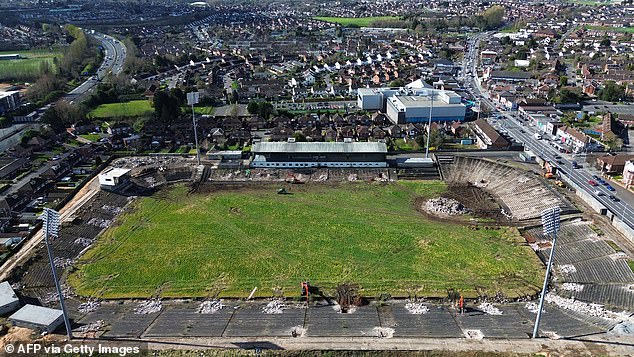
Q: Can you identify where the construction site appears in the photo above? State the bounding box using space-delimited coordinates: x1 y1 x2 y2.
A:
0 153 633 352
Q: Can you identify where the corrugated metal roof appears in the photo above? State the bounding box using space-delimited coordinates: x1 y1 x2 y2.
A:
9 304 63 326
253 142 387 153
0 282 18 307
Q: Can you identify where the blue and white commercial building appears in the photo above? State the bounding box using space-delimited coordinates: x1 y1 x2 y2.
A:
357 87 466 124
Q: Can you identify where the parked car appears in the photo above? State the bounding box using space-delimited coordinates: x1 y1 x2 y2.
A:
592 175 600 180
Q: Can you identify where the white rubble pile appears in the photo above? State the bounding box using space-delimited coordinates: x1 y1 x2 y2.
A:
101 205 123 215
42 286 75 305
545 293 629 321
73 237 94 247
10 282 24 291
405 302 429 314
78 299 101 313
478 302 503 315
53 257 74 269
134 299 162 314
373 326 395 338
76 320 105 336
561 283 584 292
558 264 577 274
464 329 484 340
347 174 358 182
113 156 183 169
610 252 629 261
289 325 306 337
524 302 542 314
263 300 286 314
426 197 470 216
87 218 111 228
314 174 328 182
198 300 224 314
542 331 561 340
332 303 357 314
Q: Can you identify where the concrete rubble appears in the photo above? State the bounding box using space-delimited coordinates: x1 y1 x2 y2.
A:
545 293 630 321
87 217 112 228
543 331 562 340
289 325 306 337
478 302 503 315
73 237 94 247
610 321 634 336
53 257 74 269
263 300 286 314
464 329 484 340
78 299 101 313
113 156 183 169
425 197 470 215
198 300 224 314
524 302 542 314
405 302 430 314
561 283 584 292
347 174 358 182
373 326 395 338
134 299 162 314
76 320 105 336
42 286 75 304
558 264 577 274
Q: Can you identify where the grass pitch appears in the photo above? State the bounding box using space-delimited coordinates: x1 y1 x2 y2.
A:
314 16 400 27
69 182 543 299
0 49 62 82
90 100 153 119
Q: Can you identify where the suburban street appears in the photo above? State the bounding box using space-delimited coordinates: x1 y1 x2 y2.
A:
464 34 634 228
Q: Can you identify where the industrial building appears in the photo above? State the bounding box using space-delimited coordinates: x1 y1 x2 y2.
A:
251 141 387 168
9 304 64 333
357 87 466 124
98 167 131 190
0 91 20 115
0 282 20 315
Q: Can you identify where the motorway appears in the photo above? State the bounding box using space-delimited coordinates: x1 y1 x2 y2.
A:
462 34 634 228
64 31 126 104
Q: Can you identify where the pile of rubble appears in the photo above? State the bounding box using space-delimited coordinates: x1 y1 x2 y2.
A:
373 327 395 338
263 300 285 314
74 237 94 247
524 302 542 314
53 257 74 269
478 302 503 315
425 197 470 216
134 299 162 314
558 264 577 274
545 293 628 321
87 218 111 228
42 286 75 305
464 329 484 340
347 174 358 182
405 302 429 314
78 299 101 313
113 156 183 169
198 300 224 314
560 283 584 292
76 320 105 337
101 205 123 215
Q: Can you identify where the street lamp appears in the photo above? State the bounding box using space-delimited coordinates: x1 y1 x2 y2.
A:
532 206 561 339
187 92 201 165
42 208 73 340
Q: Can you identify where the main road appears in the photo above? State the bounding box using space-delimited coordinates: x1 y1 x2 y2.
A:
463 33 634 229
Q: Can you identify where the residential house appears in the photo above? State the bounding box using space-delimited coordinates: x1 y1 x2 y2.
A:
597 154 634 174
471 119 510 149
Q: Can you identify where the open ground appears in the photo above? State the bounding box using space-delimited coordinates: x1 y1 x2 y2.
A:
0 49 62 82
313 16 400 27
89 100 154 119
69 181 544 299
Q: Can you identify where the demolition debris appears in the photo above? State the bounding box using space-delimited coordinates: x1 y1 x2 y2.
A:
478 302 503 315
263 300 285 314
405 302 430 314
134 299 162 314
198 300 224 314
426 197 471 216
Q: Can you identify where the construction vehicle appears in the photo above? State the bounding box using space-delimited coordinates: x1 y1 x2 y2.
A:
554 180 565 188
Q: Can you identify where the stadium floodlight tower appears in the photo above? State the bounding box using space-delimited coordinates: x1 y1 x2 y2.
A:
425 89 434 159
187 91 201 165
532 206 561 339
42 208 73 340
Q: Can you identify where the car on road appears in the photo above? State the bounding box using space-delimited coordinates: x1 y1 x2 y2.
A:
609 195 620 202
592 175 600 180
594 190 605 196
598 179 606 185
588 180 599 186
556 160 564 165
606 185 615 191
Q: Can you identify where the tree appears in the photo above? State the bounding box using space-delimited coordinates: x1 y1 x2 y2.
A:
598 81 625 102
247 101 259 115
556 88 582 104
389 79 405 87
600 37 611 47
480 5 505 30
153 90 182 124
603 132 623 151
559 76 568 87
293 132 307 142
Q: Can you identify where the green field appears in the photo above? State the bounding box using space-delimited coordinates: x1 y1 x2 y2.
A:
314 16 400 27
585 25 634 33
0 49 62 82
90 100 153 118
69 182 543 299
